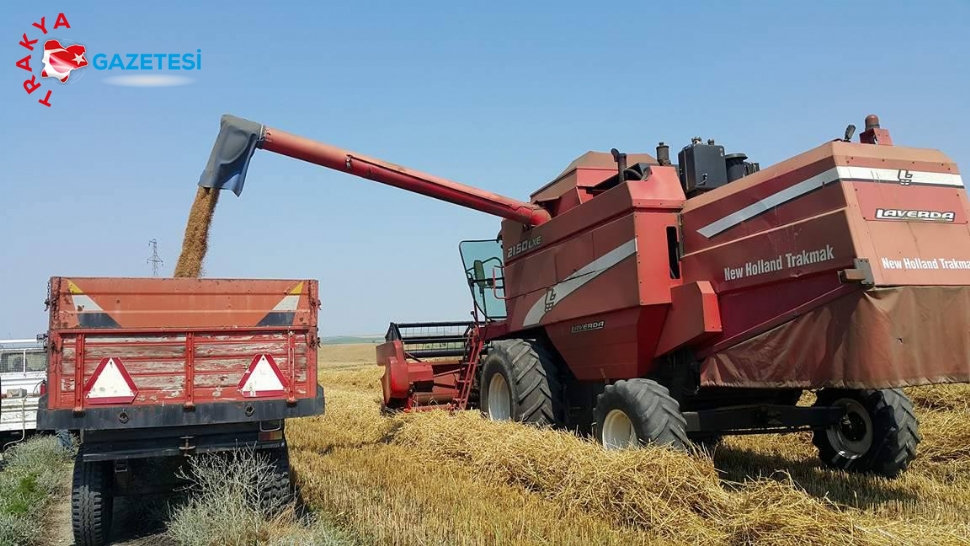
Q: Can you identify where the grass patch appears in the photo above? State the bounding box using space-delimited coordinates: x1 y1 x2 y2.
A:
0 435 74 546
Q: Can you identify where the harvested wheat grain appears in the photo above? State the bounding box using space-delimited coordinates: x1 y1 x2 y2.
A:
174 186 220 278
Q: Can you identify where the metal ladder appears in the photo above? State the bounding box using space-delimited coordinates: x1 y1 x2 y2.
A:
451 323 484 411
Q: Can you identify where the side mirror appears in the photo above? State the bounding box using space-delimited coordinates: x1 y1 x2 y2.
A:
472 260 494 289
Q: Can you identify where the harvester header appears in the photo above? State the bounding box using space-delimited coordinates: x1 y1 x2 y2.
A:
197 114 552 226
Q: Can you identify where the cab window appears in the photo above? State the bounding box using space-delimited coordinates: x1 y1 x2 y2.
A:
459 239 507 320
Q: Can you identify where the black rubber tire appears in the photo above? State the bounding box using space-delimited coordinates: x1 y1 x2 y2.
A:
479 338 566 427
71 460 113 546
593 379 689 450
259 446 293 515
812 388 921 479
56 429 76 453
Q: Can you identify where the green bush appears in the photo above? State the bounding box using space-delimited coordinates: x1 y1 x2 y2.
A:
0 511 34 546
0 435 74 546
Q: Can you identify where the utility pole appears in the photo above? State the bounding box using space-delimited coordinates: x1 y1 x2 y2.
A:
147 239 164 277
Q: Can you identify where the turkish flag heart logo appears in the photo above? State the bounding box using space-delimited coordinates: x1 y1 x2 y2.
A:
41 39 88 83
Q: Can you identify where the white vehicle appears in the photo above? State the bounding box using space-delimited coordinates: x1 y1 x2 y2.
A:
0 339 47 436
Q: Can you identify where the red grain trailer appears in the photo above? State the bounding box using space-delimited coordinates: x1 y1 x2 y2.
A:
35 276 325 546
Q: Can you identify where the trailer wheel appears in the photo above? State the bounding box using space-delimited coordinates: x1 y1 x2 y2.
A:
593 379 689 451
259 446 293 515
71 459 113 546
479 338 565 427
57 429 78 454
812 388 921 478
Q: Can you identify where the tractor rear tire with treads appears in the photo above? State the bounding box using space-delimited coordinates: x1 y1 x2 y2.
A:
71 459 113 546
480 338 566 427
594 379 689 451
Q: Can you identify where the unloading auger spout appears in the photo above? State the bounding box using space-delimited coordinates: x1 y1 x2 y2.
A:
196 114 552 226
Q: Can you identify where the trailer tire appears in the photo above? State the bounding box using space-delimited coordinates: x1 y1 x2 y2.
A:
71 460 113 546
479 338 565 427
593 379 689 451
259 446 293 515
56 429 78 454
812 388 921 479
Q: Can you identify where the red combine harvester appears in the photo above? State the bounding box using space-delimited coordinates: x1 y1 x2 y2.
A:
199 114 969 478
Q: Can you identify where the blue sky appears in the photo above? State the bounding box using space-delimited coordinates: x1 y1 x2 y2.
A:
1 0 967 338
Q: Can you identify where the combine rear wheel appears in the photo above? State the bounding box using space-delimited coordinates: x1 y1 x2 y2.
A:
71 459 113 546
593 379 688 451
812 388 921 478
479 338 566 427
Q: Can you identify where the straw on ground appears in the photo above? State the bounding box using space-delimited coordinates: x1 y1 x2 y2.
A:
282 344 970 546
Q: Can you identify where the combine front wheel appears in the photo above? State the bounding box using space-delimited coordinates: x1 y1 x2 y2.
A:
593 379 688 451
812 388 921 478
479 338 565 427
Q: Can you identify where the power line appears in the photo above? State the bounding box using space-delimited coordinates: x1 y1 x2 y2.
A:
147 239 164 277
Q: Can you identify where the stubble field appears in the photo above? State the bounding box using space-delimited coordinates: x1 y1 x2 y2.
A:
282 344 970 546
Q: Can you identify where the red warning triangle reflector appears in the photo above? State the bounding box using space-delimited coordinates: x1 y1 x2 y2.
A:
83 357 138 405
238 354 289 398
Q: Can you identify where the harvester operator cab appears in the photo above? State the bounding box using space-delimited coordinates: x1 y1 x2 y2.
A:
459 239 507 321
